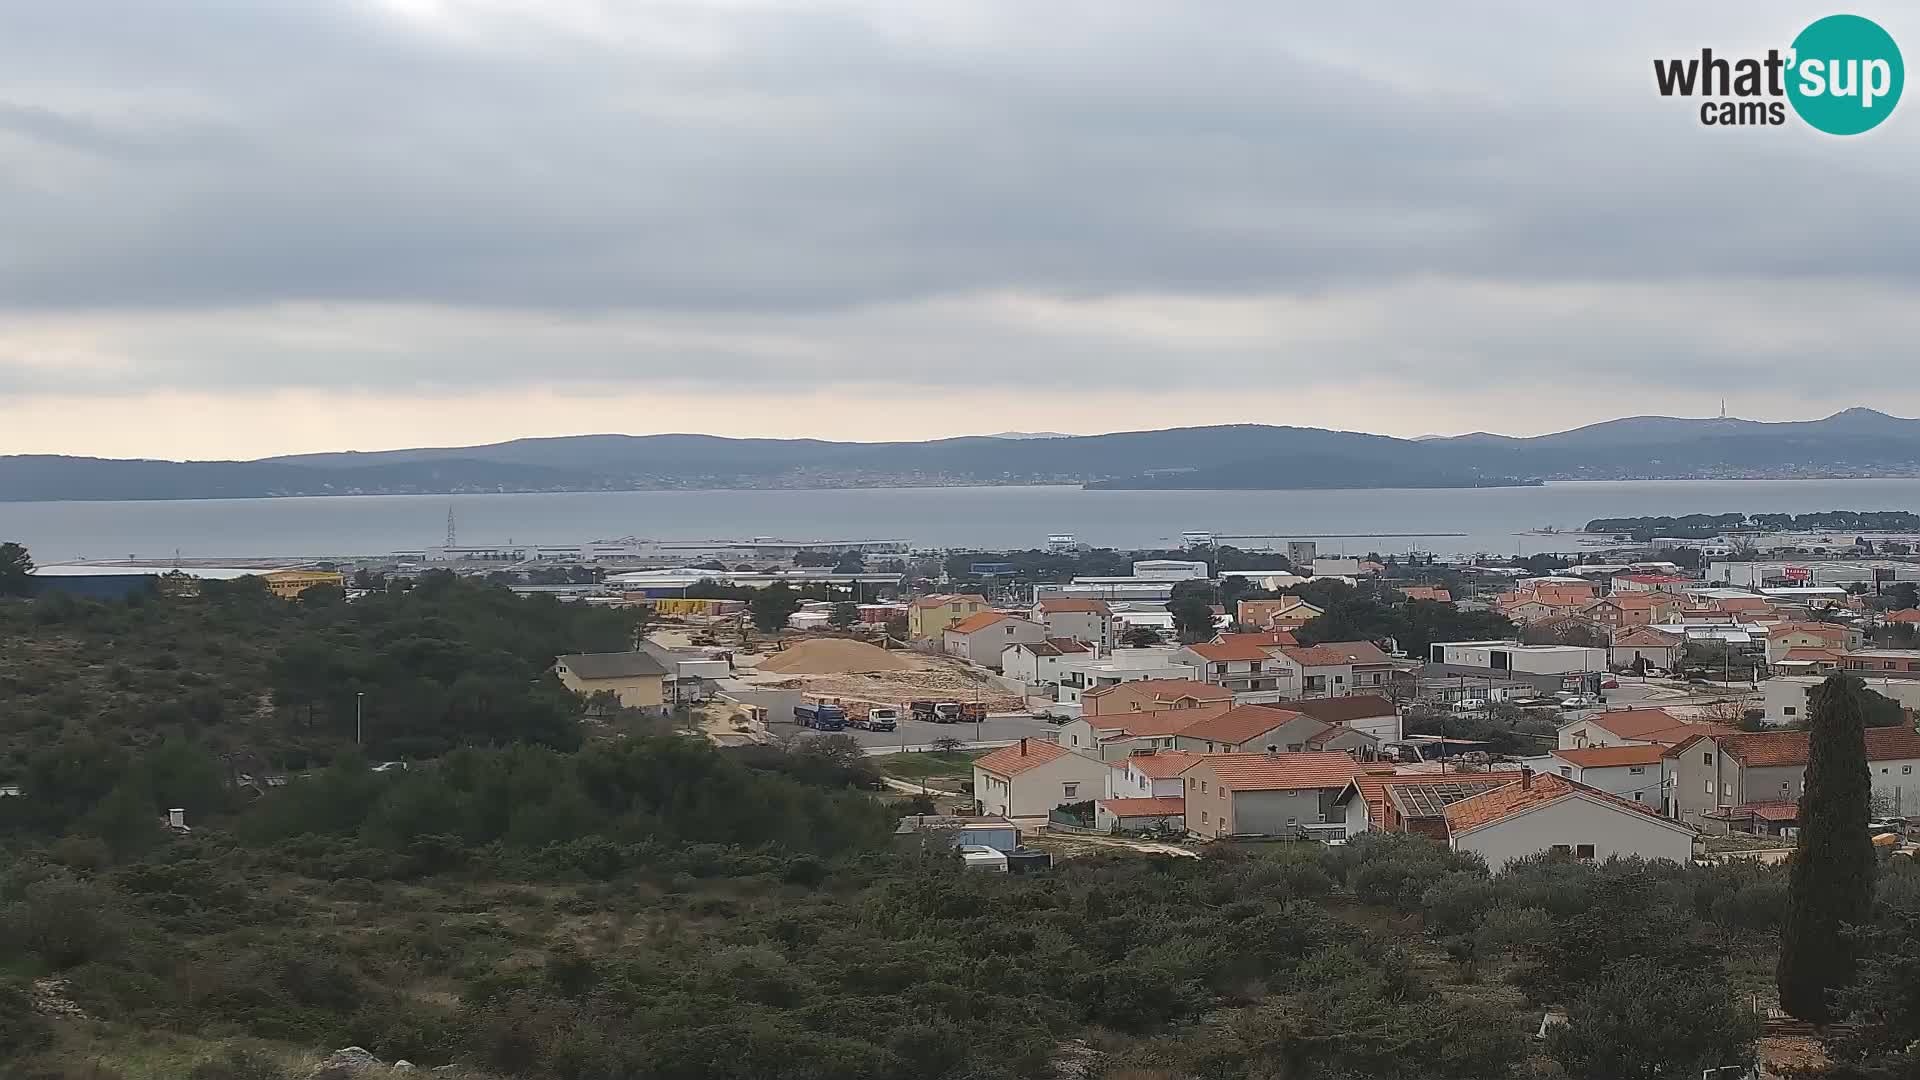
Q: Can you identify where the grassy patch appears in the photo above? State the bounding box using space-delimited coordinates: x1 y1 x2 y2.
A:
876 750 980 781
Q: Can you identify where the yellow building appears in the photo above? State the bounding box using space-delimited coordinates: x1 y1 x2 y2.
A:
553 651 669 713
260 568 347 599
906 593 991 640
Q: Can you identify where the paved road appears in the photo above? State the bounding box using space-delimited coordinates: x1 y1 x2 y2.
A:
773 713 1063 751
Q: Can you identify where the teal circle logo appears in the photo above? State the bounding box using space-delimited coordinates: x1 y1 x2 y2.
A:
1787 14 1903 134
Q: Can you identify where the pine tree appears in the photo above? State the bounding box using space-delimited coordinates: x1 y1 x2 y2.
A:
1777 673 1877 1023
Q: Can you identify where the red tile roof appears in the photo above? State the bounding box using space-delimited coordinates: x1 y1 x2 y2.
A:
1217 629 1300 648
1612 628 1683 648
1282 641 1392 667
973 738 1075 777
1708 801 1799 822
1015 638 1091 657
1097 796 1187 817
1177 704 1308 745
1887 609 1920 625
1398 586 1453 603
1769 622 1849 638
1036 599 1112 615
1442 772 1682 835
1097 707 1229 738
1083 679 1231 706
912 593 988 609
1678 728 1920 769
1575 709 1736 746
1187 640 1274 662
1779 647 1842 662
1193 752 1360 792
946 611 1010 635
1342 770 1526 829
1285 695 1398 724
1122 749 1212 778
1552 744 1669 768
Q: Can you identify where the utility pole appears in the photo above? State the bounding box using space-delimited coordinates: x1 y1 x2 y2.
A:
356 692 365 747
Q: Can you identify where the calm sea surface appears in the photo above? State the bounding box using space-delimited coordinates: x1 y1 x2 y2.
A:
8 479 1920 563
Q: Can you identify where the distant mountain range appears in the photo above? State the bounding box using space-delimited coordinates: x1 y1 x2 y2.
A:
7 408 1920 501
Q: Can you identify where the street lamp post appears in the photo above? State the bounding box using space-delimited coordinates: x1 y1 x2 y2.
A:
356 692 365 747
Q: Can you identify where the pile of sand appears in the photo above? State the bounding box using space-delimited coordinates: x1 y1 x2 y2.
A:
754 637 911 675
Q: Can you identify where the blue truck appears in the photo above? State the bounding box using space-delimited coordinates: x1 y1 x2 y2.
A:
795 700 849 732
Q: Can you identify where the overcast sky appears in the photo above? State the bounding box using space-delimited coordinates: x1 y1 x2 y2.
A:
3 1 1917 459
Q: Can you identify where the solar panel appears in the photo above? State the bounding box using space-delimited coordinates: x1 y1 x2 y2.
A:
1387 779 1512 819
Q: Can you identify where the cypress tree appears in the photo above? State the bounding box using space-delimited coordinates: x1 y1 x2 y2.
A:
1777 673 1877 1023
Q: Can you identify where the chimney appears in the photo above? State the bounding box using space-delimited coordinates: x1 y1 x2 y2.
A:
1520 767 1533 790
1265 744 1280 759
1019 738 1028 757
167 808 186 829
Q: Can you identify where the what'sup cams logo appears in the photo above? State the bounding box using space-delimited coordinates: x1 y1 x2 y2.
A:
1654 13 1903 134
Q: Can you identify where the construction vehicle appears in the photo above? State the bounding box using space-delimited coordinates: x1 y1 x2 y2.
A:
911 700 986 724
794 700 849 732
857 705 899 732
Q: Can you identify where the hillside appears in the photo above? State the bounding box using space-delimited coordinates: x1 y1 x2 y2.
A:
7 409 1920 499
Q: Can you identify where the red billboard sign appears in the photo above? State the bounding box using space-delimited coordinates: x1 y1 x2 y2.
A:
1784 566 1811 581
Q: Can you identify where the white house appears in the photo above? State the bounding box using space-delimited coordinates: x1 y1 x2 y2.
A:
1285 695 1403 743
1057 708 1222 761
972 738 1114 818
1031 598 1116 648
1000 638 1092 685
1053 650 1201 703
943 612 1049 670
1555 708 1722 751
1522 744 1668 809
1105 748 1209 799
1178 639 1289 696
1607 627 1685 671
1440 771 1696 870
1763 674 1920 726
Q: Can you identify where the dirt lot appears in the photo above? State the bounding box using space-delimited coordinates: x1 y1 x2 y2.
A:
739 650 1022 712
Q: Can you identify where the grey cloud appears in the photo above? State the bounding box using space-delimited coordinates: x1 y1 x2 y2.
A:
0 0 1918 413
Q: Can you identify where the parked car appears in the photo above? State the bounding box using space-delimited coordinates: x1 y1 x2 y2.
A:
1600 678 1620 689
1451 698 1489 714
1558 695 1597 710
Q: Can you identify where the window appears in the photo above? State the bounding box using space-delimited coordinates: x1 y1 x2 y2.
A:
1703 752 1713 766
1559 767 1572 778
1905 766 1914 775
1629 766 1645 775
1218 788 1225 800
1634 791 1644 801
1722 782 1732 797
1200 810 1208 824
1063 784 1078 799
1200 780 1207 793
1551 844 1572 855
1576 844 1596 860
1705 779 1715 794
1784 707 1797 716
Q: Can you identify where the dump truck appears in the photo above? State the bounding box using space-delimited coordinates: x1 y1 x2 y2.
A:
794 700 849 732
912 701 986 724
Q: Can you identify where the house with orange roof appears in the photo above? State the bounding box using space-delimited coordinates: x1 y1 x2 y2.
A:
1093 796 1188 834
1765 621 1863 663
1177 638 1290 696
1665 727 1920 829
1523 744 1669 809
1606 627 1684 671
1885 608 1920 626
1180 752 1360 838
1171 704 1378 756
1106 748 1212 799
942 612 1047 670
971 738 1113 818
1236 598 1324 631
1439 770 1695 870
1396 585 1453 604
1583 590 1680 629
1057 706 1230 761
1000 638 1092 685
1081 678 1231 717
1332 769 1527 838
1270 641 1404 698
906 593 991 640
1556 708 1735 751
1030 598 1115 648
1772 646 1841 676
1611 573 1695 595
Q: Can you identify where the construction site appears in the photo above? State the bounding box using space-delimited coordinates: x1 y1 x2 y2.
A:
734 636 1024 713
